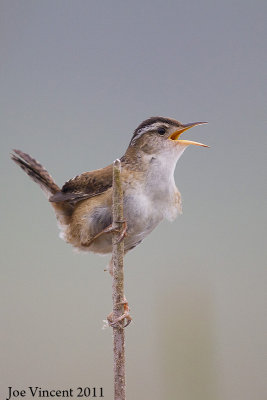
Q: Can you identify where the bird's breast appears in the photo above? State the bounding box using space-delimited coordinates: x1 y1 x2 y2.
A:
123 181 181 249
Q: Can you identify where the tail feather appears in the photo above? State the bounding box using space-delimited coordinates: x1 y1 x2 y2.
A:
11 149 60 197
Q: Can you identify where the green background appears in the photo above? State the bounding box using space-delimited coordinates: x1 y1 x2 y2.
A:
1 1 266 399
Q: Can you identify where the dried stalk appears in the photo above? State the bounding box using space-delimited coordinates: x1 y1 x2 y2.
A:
112 159 126 400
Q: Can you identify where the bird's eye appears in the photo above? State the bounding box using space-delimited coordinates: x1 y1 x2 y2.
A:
157 127 166 135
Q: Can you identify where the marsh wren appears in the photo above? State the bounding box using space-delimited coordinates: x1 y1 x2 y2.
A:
11 117 208 257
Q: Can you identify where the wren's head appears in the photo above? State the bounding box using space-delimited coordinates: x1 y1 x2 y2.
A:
131 116 207 150
124 117 208 167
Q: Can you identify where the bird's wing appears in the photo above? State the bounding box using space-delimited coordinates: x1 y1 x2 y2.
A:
49 164 113 204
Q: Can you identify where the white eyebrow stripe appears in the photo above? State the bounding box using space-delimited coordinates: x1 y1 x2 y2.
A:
131 122 169 145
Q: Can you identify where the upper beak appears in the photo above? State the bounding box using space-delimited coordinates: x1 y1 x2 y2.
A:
169 121 209 147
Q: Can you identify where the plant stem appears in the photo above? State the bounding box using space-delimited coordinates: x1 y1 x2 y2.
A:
112 159 126 400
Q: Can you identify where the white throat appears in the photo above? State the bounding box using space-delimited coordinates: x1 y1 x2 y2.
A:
145 145 186 192
143 144 186 220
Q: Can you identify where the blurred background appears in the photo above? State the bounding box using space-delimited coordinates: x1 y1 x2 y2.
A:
1 1 266 399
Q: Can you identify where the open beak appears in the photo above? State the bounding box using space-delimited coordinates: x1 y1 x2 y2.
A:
169 121 209 147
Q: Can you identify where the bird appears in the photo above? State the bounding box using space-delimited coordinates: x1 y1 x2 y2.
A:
11 116 208 263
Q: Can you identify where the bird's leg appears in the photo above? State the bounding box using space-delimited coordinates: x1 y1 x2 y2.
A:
83 224 114 247
107 297 132 328
84 221 127 247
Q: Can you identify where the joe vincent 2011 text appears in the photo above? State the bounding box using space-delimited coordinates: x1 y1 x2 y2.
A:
5 386 104 399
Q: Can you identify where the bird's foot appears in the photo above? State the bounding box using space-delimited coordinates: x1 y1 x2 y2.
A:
107 299 132 328
113 220 127 243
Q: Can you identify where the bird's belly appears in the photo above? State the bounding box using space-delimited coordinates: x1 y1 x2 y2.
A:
84 197 161 254
60 192 166 254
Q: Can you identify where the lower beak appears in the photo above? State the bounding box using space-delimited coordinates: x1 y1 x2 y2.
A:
169 122 209 147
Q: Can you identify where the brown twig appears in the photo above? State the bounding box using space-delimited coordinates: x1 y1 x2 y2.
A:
112 159 126 400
